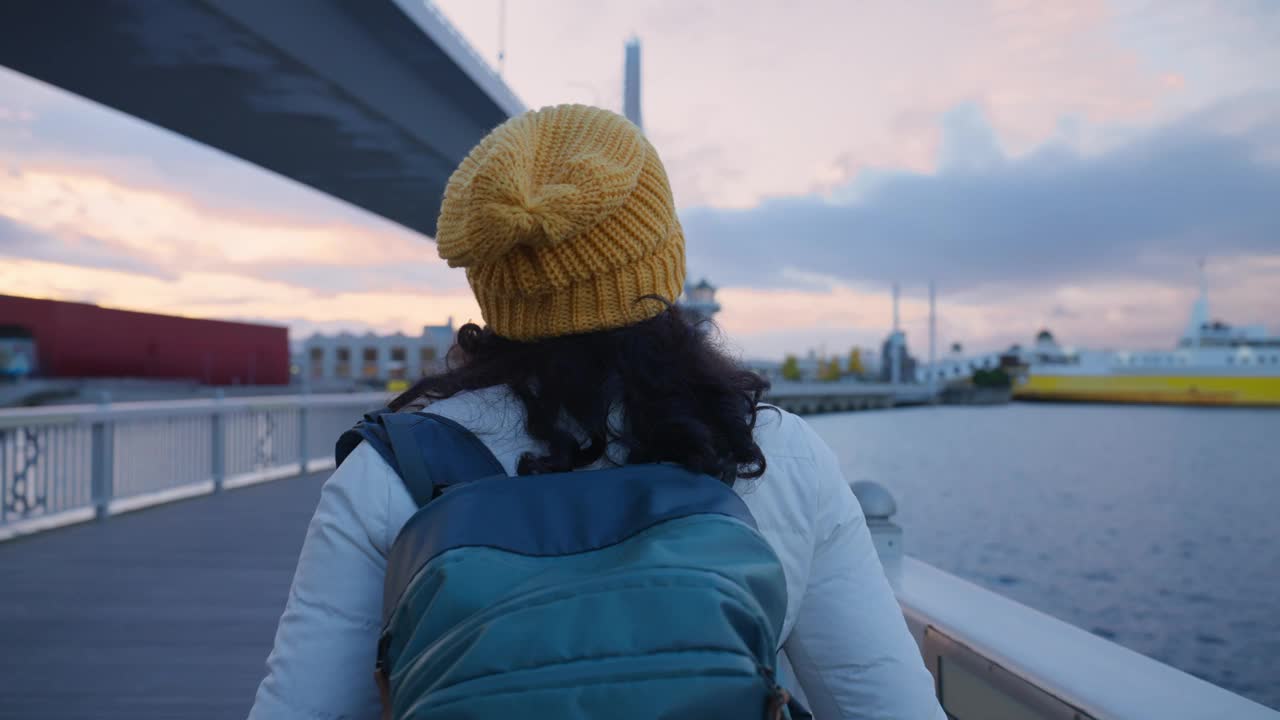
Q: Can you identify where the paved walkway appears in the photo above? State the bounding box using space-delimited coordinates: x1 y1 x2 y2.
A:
0 472 329 720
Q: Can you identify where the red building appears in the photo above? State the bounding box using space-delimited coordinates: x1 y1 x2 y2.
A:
0 295 290 385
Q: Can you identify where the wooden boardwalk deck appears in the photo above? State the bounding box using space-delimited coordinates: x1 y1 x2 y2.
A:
0 472 329 720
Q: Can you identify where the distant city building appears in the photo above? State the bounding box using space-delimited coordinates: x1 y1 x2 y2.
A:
678 277 721 327
880 329 918 383
880 282 916 383
777 351 828 383
859 346 883 379
916 335 1032 385
301 320 455 384
917 351 1004 384
797 350 826 381
743 358 783 382
751 344 882 384
624 37 643 130
0 294 289 385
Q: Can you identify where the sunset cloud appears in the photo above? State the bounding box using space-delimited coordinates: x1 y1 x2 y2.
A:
680 96 1280 295
0 167 447 272
1 258 481 339
436 0 1253 207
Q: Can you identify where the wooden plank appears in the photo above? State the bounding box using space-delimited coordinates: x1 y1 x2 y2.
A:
0 471 328 720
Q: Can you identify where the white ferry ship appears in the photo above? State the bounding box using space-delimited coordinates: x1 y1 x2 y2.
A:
1015 269 1280 406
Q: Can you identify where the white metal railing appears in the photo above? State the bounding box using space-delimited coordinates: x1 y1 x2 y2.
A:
853 482 1280 720
0 392 388 540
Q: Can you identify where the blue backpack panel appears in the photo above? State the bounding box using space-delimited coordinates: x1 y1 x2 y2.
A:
337 409 809 719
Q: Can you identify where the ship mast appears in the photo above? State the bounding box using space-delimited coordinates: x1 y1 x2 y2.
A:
890 283 902 384
1182 258 1210 348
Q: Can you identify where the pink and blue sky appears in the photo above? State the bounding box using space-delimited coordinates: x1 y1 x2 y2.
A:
2 0 1278 359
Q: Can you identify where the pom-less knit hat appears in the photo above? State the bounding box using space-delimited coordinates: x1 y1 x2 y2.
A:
435 104 686 341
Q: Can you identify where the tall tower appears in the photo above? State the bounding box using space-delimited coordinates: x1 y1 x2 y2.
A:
928 281 937 390
624 37 643 131
889 283 903 384
892 282 900 333
678 278 722 330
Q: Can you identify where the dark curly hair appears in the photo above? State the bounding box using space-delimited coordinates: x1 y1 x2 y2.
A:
388 305 771 484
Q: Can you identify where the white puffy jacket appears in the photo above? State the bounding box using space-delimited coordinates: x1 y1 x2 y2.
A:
249 386 944 719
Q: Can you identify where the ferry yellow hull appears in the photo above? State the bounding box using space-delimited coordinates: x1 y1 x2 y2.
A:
1014 374 1280 407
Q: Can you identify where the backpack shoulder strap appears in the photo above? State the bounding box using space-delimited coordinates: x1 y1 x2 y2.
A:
335 409 505 508
335 409 397 470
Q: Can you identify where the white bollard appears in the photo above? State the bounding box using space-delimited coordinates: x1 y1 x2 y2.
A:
850 480 903 587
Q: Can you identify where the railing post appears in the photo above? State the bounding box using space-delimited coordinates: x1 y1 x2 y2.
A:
211 389 225 492
90 393 114 521
851 480 903 586
297 395 309 476
0 430 7 526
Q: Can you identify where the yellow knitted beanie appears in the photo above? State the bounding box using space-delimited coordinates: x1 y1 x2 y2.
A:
436 104 686 341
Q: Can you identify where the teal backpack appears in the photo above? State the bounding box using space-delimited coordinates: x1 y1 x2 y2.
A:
337 409 810 720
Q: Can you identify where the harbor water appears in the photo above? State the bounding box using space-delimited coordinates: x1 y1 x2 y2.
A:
807 403 1280 710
